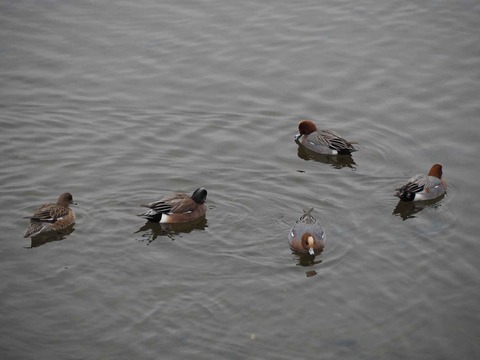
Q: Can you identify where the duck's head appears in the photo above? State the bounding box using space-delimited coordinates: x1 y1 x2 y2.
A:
428 164 443 179
57 193 76 206
295 120 318 140
191 188 208 204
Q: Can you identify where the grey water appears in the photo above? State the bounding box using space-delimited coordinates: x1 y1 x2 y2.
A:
1 0 479 359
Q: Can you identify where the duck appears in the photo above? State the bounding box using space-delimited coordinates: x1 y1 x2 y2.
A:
138 188 207 223
23 192 76 238
294 120 357 155
395 164 447 201
288 208 326 255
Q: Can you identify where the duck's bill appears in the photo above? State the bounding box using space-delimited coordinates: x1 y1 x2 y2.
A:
294 133 301 140
308 248 315 255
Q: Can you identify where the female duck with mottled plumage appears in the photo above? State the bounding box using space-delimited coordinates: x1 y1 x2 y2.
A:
294 120 357 155
138 188 207 223
288 208 326 255
395 164 447 201
23 193 76 238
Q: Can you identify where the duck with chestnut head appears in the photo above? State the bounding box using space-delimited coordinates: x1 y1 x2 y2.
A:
294 120 357 155
288 208 326 255
395 164 446 201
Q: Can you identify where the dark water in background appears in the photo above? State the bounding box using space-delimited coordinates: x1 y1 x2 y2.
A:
1 0 479 359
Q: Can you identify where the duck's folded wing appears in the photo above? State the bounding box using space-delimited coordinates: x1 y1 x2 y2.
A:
317 130 355 151
141 193 191 214
169 197 196 214
30 204 69 223
297 209 316 225
141 200 173 214
398 174 427 194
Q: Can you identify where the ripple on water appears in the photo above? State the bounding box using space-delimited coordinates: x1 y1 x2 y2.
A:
1 0 478 357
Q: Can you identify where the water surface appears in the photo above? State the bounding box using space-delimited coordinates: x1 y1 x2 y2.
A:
1 1 479 359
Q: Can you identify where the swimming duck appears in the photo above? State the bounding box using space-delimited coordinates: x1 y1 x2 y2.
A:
288 208 326 255
23 192 76 238
138 188 207 223
294 120 357 155
395 164 446 201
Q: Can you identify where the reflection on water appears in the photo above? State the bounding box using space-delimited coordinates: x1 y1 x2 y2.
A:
1 0 478 358
135 218 208 244
392 194 446 221
293 252 323 267
296 145 357 169
293 252 323 277
26 224 75 248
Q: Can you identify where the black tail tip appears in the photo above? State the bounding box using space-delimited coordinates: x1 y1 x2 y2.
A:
337 149 355 155
396 189 415 201
137 213 161 222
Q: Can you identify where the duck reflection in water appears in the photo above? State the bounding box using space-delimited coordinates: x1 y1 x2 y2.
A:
293 251 322 264
27 224 75 248
393 194 446 221
296 145 357 169
135 217 208 244
290 253 323 277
